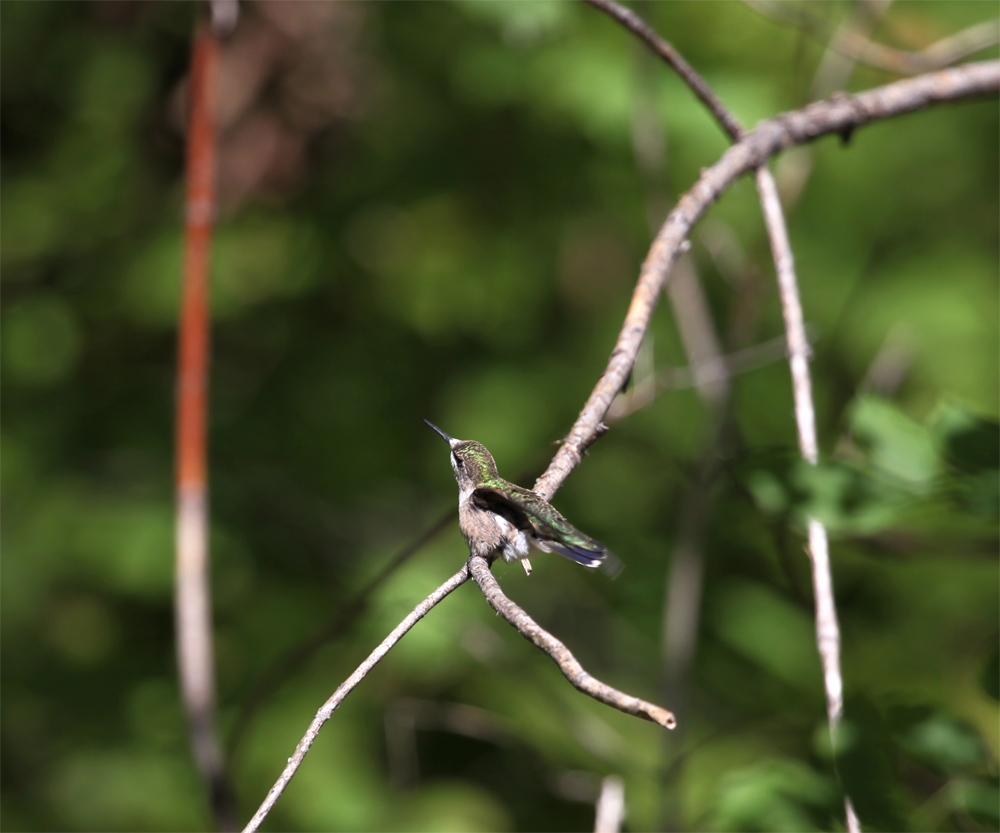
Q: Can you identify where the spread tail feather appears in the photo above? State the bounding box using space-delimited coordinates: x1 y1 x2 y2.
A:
535 538 623 577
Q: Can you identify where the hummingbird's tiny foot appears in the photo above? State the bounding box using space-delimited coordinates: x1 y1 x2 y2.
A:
521 558 532 576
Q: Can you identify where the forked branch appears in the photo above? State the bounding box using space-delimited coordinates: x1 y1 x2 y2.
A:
243 549 675 833
532 59 999 502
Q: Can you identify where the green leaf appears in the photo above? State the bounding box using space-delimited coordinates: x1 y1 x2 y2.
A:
849 396 938 490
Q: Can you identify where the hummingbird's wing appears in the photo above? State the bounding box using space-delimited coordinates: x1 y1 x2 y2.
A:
472 484 619 573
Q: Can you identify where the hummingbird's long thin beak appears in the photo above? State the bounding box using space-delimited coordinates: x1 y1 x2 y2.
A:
423 419 455 444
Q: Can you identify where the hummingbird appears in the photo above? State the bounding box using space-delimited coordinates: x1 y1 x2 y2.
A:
425 420 619 576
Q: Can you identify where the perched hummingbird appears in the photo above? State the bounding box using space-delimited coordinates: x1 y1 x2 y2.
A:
425 420 619 576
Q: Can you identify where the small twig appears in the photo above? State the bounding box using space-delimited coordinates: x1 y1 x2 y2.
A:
810 0 894 101
746 1 999 76
756 165 861 833
242 565 471 833
467 555 676 730
175 20 237 831
594 774 626 833
607 328 793 422
920 20 1000 72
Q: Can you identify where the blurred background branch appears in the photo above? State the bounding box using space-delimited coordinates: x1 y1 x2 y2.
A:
174 16 236 830
605 332 794 422
745 0 999 75
593 774 626 833
756 164 860 831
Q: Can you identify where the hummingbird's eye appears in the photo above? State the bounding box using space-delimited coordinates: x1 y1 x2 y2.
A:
453 454 465 468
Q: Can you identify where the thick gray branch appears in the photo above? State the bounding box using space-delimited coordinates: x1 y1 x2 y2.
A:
533 60 999 502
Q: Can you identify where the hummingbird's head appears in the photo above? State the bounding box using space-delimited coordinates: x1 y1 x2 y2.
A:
424 420 499 492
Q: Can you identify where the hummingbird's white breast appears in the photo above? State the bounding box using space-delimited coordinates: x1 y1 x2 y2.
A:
493 514 531 562
457 491 530 562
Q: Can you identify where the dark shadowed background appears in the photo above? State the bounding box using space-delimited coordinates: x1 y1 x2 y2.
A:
2 1 997 831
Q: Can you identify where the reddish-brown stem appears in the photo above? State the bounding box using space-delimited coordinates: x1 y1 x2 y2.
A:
175 20 235 832
177 26 215 493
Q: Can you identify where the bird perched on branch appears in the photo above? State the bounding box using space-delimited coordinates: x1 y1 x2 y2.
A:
425 420 620 577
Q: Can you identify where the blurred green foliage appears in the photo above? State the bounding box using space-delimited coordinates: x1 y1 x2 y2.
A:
2 1 997 831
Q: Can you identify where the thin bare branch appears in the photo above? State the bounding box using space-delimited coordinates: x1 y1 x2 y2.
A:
584 0 743 141
756 169 817 462
242 565 471 833
467 555 676 730
532 59 999 505
776 1 895 212
755 164 860 833
746 1 999 76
